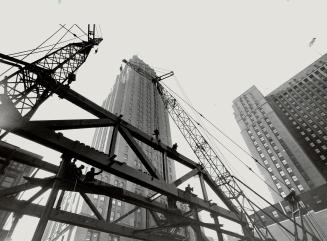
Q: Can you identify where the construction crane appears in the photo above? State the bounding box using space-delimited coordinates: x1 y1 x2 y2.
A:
0 25 102 137
122 59 320 241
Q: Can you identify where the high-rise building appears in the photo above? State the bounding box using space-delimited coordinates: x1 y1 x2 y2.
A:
42 56 176 241
0 141 37 240
233 54 327 202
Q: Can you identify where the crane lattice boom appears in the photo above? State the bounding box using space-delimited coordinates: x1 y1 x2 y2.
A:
123 59 278 240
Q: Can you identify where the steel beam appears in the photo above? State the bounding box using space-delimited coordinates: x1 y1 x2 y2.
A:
56 178 238 228
2 121 242 224
31 161 66 241
51 85 200 169
30 119 115 130
0 141 58 173
119 126 162 179
0 182 39 197
173 167 200 187
0 198 183 241
80 192 105 221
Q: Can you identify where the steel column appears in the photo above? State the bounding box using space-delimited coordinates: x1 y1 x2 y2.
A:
31 160 66 241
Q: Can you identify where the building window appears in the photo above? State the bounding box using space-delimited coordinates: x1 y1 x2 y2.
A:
272 211 279 218
1 176 14 188
298 185 304 191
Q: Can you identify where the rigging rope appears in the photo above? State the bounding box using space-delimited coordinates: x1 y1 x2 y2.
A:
161 81 292 196
0 25 66 77
8 34 86 58
157 77 324 241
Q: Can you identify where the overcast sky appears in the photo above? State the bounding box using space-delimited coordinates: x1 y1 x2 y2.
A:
2 0 327 240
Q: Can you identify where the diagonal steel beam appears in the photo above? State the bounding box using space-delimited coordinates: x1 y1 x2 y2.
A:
0 182 39 197
0 120 242 224
119 126 162 180
0 197 183 241
0 141 58 173
30 118 115 130
80 192 105 221
112 206 137 224
173 167 200 187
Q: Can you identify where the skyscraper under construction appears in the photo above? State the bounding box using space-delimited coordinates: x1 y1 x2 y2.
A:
233 54 327 202
42 56 176 241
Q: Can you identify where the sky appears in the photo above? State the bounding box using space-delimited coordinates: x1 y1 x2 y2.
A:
1 0 327 240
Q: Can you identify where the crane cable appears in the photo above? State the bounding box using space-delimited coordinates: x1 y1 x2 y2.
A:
7 34 86 58
127 63 308 240
302 204 327 241
159 79 325 239
160 80 325 239
46 25 76 56
59 24 85 43
0 25 66 77
158 81 294 239
161 81 292 195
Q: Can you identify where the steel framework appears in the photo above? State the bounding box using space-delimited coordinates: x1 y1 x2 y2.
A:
0 27 320 241
122 59 322 241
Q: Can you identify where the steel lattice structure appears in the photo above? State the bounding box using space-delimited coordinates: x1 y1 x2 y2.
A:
123 60 321 241
0 26 102 120
0 26 320 241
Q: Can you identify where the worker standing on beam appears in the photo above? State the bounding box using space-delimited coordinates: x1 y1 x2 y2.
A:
83 167 103 183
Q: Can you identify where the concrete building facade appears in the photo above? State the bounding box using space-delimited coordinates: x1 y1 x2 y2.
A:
0 141 37 240
233 54 327 202
42 56 176 241
233 54 327 240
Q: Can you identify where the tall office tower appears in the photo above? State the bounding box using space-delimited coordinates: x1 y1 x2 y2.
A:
42 56 176 241
0 141 37 239
233 54 327 202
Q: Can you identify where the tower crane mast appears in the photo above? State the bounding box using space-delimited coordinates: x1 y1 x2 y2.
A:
123 59 277 240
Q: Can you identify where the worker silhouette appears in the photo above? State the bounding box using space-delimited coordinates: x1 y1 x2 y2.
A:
83 167 103 183
185 184 194 194
75 165 85 180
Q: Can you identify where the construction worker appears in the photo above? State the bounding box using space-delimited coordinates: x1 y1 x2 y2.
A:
75 165 85 180
83 167 103 183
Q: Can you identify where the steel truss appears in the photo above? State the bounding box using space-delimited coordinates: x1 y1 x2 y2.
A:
122 60 322 241
0 83 254 241
0 28 317 241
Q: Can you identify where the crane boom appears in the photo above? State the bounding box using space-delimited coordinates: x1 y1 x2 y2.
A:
0 25 102 120
123 59 279 240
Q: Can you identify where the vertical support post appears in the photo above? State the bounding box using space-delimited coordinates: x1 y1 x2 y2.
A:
211 214 224 241
108 125 119 158
55 190 65 210
240 211 254 239
292 203 299 241
199 173 208 201
31 159 67 241
248 199 273 240
193 207 205 241
299 206 308 241
7 214 22 240
106 197 113 222
162 151 169 182
146 209 150 228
